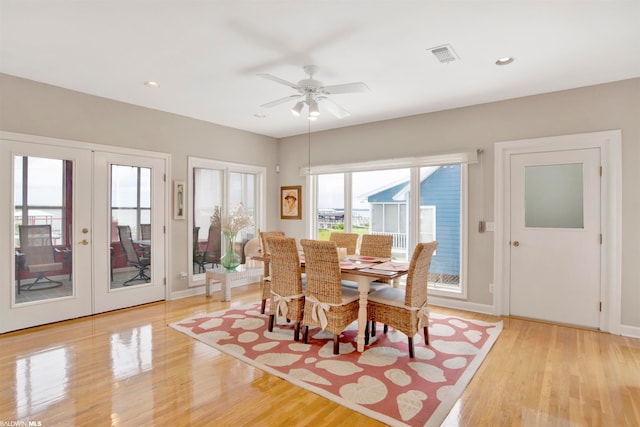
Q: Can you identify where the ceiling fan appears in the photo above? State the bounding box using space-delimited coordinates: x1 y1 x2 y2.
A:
258 65 369 120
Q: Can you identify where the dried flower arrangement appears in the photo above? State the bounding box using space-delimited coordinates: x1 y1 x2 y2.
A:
211 204 253 234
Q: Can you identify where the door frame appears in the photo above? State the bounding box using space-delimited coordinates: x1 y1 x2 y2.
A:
494 130 621 333
0 131 171 324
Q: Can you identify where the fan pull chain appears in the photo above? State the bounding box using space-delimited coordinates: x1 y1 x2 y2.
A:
307 120 311 175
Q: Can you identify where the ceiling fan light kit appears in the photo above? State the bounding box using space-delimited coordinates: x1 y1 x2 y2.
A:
259 65 369 120
291 101 304 116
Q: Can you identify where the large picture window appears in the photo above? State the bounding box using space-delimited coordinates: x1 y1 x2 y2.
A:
307 153 470 297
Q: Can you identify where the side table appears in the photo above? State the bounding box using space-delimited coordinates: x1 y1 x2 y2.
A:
205 265 263 301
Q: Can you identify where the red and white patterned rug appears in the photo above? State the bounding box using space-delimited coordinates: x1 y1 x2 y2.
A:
169 303 502 427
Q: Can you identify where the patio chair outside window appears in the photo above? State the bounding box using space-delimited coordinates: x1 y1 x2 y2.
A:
194 224 221 273
18 225 64 292
117 225 151 285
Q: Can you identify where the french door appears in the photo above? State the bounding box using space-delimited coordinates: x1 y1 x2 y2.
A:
0 135 166 333
93 151 166 313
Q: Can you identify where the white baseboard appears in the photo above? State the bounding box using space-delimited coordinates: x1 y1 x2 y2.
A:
170 277 260 301
429 296 495 315
619 324 640 339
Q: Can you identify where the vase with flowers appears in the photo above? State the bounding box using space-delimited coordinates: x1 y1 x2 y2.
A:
212 204 253 270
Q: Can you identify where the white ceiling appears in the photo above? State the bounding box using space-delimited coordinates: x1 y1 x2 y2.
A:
1 1 639 139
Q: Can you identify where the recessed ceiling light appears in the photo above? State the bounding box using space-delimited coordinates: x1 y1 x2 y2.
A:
144 81 160 88
495 57 514 66
254 112 266 118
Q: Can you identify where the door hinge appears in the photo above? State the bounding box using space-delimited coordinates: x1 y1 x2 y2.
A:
600 234 603 244
599 301 602 312
164 277 167 286
599 166 602 176
164 173 166 182
163 225 166 234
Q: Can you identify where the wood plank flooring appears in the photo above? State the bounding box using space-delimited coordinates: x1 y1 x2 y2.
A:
1 283 639 426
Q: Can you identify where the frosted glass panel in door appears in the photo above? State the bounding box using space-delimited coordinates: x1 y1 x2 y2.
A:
524 163 584 229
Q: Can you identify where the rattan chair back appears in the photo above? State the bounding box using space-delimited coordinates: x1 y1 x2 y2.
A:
267 236 303 298
359 234 393 258
259 231 285 256
328 232 359 255
300 239 343 305
258 231 285 313
404 241 438 307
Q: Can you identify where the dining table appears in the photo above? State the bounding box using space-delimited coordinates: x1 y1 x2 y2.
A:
255 253 410 352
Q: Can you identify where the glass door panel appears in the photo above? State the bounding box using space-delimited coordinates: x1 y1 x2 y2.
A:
111 165 153 289
14 156 70 302
524 163 584 228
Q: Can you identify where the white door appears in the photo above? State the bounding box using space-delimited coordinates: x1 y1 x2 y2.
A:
509 148 601 328
0 137 167 333
93 152 166 313
0 140 93 332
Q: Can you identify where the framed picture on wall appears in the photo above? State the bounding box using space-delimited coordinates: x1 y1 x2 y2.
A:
280 185 301 220
174 180 185 220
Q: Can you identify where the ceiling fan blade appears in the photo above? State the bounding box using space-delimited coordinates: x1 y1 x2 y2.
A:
258 73 300 90
317 96 350 119
321 81 369 94
259 94 302 108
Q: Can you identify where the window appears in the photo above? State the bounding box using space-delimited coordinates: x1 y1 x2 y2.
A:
14 156 68 247
307 153 470 297
316 173 344 239
188 157 265 280
111 165 151 241
420 165 460 290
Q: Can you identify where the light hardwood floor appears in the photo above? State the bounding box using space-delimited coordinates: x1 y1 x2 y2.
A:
1 283 639 426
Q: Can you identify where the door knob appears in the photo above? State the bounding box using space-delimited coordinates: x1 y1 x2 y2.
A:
512 241 520 247
78 239 89 245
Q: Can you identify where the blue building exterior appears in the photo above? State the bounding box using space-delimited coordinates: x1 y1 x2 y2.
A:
367 165 460 279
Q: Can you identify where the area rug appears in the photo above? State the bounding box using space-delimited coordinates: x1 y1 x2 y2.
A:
169 303 502 427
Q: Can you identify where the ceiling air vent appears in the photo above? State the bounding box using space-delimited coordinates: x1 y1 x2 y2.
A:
428 44 459 64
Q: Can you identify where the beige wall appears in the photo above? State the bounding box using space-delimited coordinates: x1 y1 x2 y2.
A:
0 73 279 294
2 73 639 329
277 78 640 328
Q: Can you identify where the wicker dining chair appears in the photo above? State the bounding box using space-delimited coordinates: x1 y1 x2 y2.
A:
300 239 360 354
359 233 395 286
259 231 285 314
328 232 359 255
266 236 305 341
359 234 394 258
367 241 438 358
